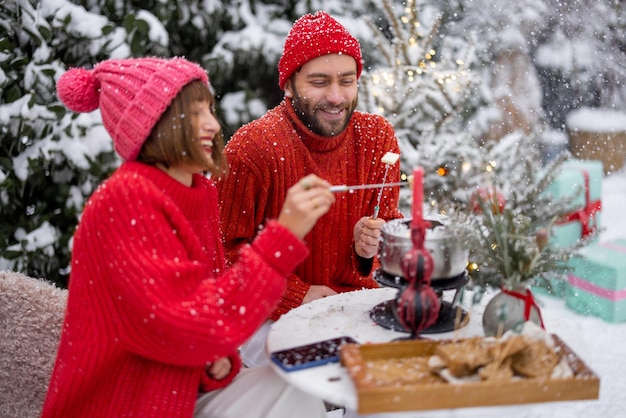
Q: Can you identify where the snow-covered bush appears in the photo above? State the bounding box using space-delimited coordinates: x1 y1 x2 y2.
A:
0 0 371 286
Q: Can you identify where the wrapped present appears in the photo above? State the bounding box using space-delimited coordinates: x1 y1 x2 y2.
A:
545 159 602 248
565 239 626 323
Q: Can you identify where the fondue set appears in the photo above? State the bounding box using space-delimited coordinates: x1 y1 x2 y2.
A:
334 160 470 335
370 216 471 334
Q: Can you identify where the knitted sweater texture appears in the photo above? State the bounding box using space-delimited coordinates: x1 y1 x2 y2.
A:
216 99 403 320
42 162 308 418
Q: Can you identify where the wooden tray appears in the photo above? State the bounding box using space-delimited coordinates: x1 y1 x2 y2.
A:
340 335 599 414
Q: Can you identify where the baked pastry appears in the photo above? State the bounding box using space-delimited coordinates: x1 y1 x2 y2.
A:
511 339 560 378
343 330 570 388
433 335 526 377
434 337 491 377
478 357 514 381
365 357 444 386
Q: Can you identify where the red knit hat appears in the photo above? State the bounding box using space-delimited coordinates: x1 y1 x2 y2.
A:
278 11 363 90
56 57 209 161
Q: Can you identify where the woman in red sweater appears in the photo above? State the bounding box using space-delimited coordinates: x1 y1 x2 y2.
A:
42 57 332 417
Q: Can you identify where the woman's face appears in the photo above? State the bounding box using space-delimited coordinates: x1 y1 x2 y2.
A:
191 100 221 168
167 100 221 183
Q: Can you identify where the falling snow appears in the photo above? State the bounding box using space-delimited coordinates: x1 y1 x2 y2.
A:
2 1 626 414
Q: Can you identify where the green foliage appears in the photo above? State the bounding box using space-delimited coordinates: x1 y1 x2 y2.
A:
1 1 113 286
0 0 207 286
450 142 596 291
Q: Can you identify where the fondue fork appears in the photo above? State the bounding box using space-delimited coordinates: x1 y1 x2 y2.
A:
373 165 390 219
373 152 400 219
329 181 408 193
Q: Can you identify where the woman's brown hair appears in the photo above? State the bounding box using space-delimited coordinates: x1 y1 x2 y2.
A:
138 80 226 174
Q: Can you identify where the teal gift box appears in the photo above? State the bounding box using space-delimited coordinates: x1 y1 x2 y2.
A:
545 159 602 248
565 239 626 323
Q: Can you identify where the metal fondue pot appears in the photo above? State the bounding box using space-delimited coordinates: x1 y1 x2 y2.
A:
379 217 468 281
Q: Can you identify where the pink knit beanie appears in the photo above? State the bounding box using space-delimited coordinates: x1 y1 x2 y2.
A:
56 57 209 161
278 11 363 90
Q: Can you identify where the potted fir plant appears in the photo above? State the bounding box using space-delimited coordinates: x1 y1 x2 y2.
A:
452 152 596 337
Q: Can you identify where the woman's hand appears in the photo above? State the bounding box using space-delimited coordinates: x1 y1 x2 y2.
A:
353 216 385 259
205 357 232 381
278 174 335 240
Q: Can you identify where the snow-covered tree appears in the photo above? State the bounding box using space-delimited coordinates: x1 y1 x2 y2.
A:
439 0 626 129
1 0 122 286
356 0 492 213
535 0 626 128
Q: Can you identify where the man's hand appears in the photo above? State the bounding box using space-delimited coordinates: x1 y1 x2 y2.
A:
353 216 385 259
302 285 337 304
206 357 232 380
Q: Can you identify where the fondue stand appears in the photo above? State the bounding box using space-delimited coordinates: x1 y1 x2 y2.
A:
371 166 470 335
371 269 469 334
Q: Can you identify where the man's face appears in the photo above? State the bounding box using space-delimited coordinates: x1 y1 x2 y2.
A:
284 54 359 137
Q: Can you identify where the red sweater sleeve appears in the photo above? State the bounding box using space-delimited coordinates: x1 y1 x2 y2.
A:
198 353 242 392
75 166 308 366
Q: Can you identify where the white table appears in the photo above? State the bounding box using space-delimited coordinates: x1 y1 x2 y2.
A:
266 287 599 417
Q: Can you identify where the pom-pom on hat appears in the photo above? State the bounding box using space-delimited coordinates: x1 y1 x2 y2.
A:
57 57 209 161
278 11 363 90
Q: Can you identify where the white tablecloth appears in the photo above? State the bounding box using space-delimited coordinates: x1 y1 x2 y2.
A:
267 287 624 417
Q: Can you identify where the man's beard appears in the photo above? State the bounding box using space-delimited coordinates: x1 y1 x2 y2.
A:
291 86 358 137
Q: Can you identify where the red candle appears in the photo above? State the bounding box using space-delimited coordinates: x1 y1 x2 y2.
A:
412 167 423 227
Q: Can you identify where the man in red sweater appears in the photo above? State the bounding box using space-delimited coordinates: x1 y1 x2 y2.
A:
215 11 403 367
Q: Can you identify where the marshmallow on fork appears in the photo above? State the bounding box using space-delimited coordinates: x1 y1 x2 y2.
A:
381 151 400 165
